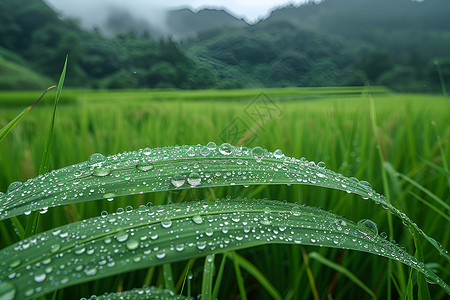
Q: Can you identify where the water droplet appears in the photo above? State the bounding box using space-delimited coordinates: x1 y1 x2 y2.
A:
103 193 116 200
358 219 378 235
9 259 21 268
219 143 233 155
205 228 214 236
126 239 139 250
200 146 211 156
192 215 204 224
84 266 98 276
206 142 217 150
186 147 196 157
137 163 154 171
171 174 185 188
34 272 46 283
0 282 16 300
143 147 152 155
50 244 60 253
187 172 201 186
7 181 22 193
251 146 264 162
359 181 372 190
156 249 166 259
93 167 110 177
273 149 284 159
116 231 129 242
197 240 207 250
161 218 172 228
176 244 185 251
317 161 326 169
88 153 106 165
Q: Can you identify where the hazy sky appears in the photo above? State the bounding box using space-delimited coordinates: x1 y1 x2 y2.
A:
44 0 312 24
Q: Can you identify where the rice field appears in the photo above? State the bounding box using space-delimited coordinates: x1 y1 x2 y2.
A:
0 87 449 299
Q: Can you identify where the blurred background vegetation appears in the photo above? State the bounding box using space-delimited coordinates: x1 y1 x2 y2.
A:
0 0 449 92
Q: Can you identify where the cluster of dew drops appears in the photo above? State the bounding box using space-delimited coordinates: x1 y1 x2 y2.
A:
0 142 447 293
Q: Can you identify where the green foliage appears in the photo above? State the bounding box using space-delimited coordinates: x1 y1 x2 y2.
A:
0 87 448 299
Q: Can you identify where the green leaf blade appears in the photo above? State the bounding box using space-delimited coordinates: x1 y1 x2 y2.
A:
0 199 447 299
1 144 448 261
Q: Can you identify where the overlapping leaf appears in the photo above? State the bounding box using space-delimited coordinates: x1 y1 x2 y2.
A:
0 199 447 299
1 143 448 260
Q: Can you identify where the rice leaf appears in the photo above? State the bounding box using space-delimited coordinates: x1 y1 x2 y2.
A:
0 86 54 143
1 143 448 260
201 255 215 300
0 199 448 299
308 251 377 300
226 252 283 300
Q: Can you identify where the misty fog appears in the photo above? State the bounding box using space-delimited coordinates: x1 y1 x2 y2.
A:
43 0 310 38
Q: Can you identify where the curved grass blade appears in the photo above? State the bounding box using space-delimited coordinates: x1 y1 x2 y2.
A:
0 86 55 143
226 252 283 300
0 143 448 260
201 254 215 300
0 199 447 299
308 252 377 300
85 286 192 300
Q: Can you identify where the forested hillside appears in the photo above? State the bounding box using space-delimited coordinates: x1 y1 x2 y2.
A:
0 0 449 91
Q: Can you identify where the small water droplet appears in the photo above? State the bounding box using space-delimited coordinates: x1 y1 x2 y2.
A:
34 272 46 283
7 181 22 193
219 143 233 155
84 266 98 276
171 174 185 188
251 146 264 162
192 215 204 224
205 228 214 236
156 249 166 259
93 167 110 177
50 244 60 253
206 142 217 150
126 239 139 250
187 172 201 186
143 147 152 155
317 161 326 169
116 231 129 242
358 219 378 235
200 146 211 156
161 218 172 228
137 163 154 171
88 153 106 165
186 147 196 157
273 149 284 159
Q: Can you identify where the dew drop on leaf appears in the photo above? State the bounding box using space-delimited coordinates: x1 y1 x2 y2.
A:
126 239 139 250
187 172 201 186
143 147 152 155
93 167 110 177
358 219 378 235
7 181 22 194
251 146 264 162
219 143 233 155
206 142 217 150
116 231 129 242
273 149 284 159
34 272 46 283
192 215 204 224
156 249 166 259
88 153 106 165
161 218 172 228
171 174 185 188
137 163 154 171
